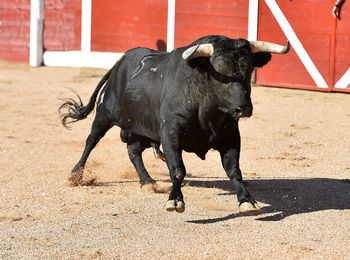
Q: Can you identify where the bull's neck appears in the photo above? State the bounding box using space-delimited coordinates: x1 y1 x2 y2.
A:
198 93 225 134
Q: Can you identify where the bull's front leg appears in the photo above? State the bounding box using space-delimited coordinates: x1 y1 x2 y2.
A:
161 129 186 213
219 130 260 213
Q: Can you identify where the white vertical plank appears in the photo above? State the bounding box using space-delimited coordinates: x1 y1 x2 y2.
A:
81 0 92 52
248 0 259 41
167 0 176 52
29 0 44 66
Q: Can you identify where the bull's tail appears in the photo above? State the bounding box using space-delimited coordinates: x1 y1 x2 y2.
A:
59 64 114 129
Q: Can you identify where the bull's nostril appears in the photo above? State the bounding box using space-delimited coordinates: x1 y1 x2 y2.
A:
235 107 242 114
233 105 252 118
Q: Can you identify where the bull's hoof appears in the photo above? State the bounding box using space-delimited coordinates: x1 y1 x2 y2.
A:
141 182 158 192
68 169 83 186
166 200 176 211
165 200 185 213
175 201 185 213
239 202 261 214
68 167 97 186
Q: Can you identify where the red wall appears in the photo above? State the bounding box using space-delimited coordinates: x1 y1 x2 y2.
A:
91 0 167 52
0 0 30 63
0 0 348 92
175 0 249 47
44 0 81 51
91 0 249 52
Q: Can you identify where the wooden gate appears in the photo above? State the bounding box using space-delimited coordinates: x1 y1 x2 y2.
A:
256 0 350 92
333 0 350 92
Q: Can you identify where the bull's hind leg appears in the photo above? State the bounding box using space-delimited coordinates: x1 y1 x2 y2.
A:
127 138 157 187
70 117 112 185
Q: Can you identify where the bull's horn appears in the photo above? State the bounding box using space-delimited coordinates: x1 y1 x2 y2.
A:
249 40 290 54
182 44 214 60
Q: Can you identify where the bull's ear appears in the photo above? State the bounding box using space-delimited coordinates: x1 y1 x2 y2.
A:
252 52 271 68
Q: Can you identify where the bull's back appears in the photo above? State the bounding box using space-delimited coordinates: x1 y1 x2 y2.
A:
109 48 170 141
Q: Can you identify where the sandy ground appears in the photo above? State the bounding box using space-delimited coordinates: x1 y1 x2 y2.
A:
0 62 349 259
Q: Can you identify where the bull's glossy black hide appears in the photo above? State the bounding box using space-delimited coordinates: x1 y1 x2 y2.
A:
99 36 269 156
60 35 272 211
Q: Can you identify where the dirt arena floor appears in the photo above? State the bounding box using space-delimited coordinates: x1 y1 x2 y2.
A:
0 62 349 259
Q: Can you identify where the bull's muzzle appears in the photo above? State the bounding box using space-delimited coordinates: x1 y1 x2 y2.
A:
233 104 253 119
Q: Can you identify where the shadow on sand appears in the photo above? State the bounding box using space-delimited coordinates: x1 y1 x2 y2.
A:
89 176 350 223
185 178 350 223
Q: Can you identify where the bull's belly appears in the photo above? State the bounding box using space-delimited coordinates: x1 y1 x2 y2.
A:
117 121 161 143
180 132 212 160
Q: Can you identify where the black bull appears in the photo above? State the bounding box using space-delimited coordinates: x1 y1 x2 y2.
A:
59 35 289 213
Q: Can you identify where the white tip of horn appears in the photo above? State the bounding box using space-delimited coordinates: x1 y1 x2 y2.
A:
250 40 290 54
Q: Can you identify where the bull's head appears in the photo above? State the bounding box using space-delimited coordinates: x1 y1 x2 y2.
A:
182 37 290 120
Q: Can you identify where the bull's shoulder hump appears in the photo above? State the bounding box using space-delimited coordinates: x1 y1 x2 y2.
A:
126 48 170 80
126 47 168 58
